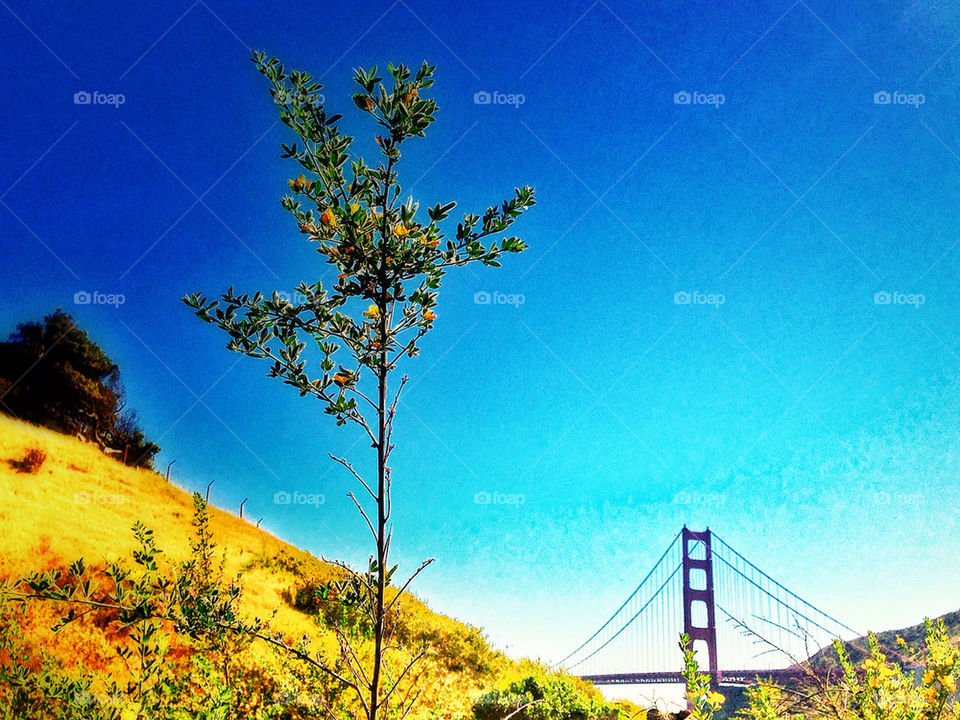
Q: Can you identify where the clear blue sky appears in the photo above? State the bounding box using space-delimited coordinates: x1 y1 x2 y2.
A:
2 0 960 668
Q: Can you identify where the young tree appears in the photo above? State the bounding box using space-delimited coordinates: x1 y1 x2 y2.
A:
184 53 535 720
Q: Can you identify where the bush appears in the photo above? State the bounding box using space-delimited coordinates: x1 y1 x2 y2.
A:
473 673 622 720
0 311 160 468
8 447 45 473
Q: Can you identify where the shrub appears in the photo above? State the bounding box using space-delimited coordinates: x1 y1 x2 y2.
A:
8 447 45 474
0 311 161 469
473 673 621 720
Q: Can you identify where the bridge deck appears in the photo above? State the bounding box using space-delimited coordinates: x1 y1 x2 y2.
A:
580 669 807 685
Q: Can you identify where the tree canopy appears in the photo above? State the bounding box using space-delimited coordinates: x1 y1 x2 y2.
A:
0 310 160 468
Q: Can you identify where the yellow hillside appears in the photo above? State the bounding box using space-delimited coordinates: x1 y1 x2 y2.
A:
0 412 329 634
0 413 525 717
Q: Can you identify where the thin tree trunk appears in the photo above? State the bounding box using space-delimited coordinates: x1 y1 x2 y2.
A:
371 337 388 720
370 160 393 720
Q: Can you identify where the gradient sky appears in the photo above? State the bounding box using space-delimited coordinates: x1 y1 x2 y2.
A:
2 0 960 673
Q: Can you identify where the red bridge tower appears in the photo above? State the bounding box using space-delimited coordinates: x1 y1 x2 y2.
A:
682 527 720 685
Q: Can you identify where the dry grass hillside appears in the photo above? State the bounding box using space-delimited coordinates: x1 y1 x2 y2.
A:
0 413 587 718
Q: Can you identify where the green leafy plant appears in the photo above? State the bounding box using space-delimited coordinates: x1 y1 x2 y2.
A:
738 682 796 720
183 52 535 720
0 495 319 719
681 634 725 720
473 673 621 720
821 621 960 720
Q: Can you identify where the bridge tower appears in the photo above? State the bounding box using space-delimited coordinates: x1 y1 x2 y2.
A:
682 527 720 685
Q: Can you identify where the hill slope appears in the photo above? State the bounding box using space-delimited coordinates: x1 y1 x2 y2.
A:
807 610 960 671
0 413 556 717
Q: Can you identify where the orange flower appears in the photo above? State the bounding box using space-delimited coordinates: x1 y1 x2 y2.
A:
423 238 439 248
299 222 317 234
354 95 375 111
363 304 380 318
320 208 337 228
403 89 418 103
333 373 351 386
423 309 436 321
287 174 311 192
394 224 410 237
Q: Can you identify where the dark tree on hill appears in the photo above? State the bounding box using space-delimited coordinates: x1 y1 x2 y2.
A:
0 310 160 468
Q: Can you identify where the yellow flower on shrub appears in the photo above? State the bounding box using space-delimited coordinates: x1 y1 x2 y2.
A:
287 174 311 192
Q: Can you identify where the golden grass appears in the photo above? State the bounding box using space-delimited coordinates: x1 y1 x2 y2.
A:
0 413 532 718
0 413 328 640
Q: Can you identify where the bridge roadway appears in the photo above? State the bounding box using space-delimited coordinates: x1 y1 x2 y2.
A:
580 668 808 685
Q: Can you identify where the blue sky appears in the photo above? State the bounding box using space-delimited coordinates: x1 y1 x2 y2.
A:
2 0 960 671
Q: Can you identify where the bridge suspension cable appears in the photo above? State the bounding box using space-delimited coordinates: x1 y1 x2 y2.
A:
553 529 682 668
557 527 866 684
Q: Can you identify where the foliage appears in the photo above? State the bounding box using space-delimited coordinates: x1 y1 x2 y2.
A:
821 621 960 720
7 446 45 473
183 51 534 720
0 494 327 719
473 672 622 720
730 621 960 720
737 682 796 720
681 633 726 720
0 310 160 468
809 612 960 674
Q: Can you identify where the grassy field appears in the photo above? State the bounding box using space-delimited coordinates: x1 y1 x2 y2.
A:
0 413 590 718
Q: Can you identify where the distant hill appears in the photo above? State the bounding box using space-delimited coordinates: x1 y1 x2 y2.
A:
806 609 960 671
0 414 614 718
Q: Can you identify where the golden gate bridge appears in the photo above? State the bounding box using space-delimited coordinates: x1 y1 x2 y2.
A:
556 528 863 686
